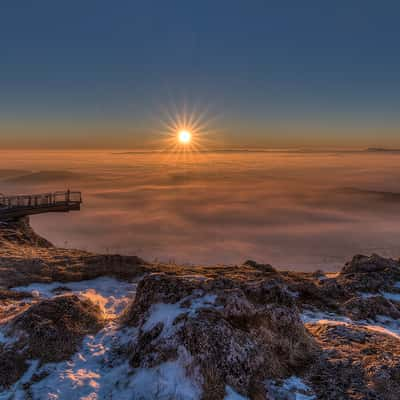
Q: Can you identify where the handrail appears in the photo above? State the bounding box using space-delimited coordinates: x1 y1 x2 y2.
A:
0 190 82 209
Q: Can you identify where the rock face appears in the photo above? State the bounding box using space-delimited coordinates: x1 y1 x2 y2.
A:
338 254 400 292
0 294 104 387
341 254 400 275
0 217 52 248
121 263 400 399
1 219 400 399
0 217 149 288
125 273 317 399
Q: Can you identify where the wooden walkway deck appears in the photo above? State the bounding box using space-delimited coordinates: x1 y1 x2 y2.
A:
0 190 82 220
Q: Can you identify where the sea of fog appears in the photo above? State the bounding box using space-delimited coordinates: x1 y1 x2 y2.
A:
1 149 400 271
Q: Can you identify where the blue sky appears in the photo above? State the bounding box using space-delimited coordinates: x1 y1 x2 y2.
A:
1 1 400 147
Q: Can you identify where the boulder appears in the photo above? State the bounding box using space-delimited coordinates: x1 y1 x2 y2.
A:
341 254 400 275
342 295 400 321
9 294 104 362
0 294 104 388
124 273 316 400
338 254 400 293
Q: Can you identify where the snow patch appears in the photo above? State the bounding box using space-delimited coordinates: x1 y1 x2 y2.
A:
143 293 218 338
267 376 316 400
129 347 201 400
0 360 39 400
301 310 352 324
8 323 138 400
0 328 15 346
12 277 137 317
381 291 400 302
225 386 248 399
358 292 377 299
302 310 400 340
143 302 183 336
189 294 217 311
26 339 201 400
287 289 300 298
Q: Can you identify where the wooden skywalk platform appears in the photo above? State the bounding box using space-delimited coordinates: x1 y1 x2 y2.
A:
0 190 82 220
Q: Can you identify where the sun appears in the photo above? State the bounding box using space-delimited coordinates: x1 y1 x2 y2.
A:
178 130 192 144
157 105 217 160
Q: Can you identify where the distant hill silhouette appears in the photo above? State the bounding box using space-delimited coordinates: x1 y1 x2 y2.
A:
366 147 400 152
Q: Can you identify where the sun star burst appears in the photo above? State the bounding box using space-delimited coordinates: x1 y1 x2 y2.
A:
156 105 217 161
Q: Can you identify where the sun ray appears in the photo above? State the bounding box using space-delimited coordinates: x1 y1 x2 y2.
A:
156 104 218 164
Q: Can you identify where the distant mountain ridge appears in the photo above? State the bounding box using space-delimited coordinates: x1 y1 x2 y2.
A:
366 147 400 152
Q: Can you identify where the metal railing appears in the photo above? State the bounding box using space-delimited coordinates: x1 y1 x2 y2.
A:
0 190 82 209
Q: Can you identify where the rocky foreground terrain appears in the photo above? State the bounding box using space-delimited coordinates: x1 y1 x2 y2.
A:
1 218 400 399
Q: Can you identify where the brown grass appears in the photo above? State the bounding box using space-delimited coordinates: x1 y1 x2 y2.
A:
9 294 104 363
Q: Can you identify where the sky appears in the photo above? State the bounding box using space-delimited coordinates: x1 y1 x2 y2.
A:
1 1 400 148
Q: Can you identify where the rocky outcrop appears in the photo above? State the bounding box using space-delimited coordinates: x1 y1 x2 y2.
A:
2 220 400 399
286 277 350 311
342 295 400 321
306 322 400 400
0 217 149 288
277 254 400 316
337 254 400 292
0 294 104 388
341 254 400 275
9 294 104 362
0 252 148 288
0 217 52 248
120 263 400 399
124 273 317 399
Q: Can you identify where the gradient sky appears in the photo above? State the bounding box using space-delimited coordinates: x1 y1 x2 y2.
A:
1 1 400 148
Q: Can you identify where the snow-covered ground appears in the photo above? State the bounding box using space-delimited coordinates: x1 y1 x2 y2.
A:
1 278 206 400
17 328 202 400
8 276 400 399
12 276 137 317
2 279 275 400
2 324 203 400
1 278 138 399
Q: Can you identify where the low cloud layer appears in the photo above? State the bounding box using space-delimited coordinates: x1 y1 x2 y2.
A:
1 150 400 271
